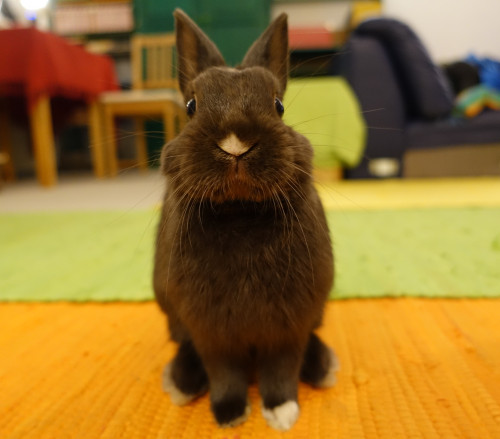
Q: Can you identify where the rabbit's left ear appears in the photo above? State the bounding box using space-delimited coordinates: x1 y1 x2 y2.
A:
241 14 289 92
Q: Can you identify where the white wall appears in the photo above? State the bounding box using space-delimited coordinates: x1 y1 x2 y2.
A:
271 1 351 31
0 0 49 30
383 0 500 63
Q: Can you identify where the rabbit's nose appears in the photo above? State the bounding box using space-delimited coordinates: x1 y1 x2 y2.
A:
218 133 251 157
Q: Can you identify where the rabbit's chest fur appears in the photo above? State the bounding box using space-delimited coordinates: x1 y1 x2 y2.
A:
156 192 333 346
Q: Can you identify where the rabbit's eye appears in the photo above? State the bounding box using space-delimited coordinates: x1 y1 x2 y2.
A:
186 98 196 116
275 97 284 116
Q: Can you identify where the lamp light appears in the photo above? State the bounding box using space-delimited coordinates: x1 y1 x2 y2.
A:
20 0 49 11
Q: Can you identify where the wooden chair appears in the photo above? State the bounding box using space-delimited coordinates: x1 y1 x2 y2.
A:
0 99 15 187
96 33 186 176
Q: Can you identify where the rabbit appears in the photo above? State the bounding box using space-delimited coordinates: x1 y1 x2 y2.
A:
153 9 338 431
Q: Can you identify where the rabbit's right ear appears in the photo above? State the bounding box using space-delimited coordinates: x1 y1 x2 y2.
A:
174 9 225 97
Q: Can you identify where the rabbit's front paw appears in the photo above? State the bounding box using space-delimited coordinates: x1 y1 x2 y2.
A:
212 396 251 428
262 400 300 431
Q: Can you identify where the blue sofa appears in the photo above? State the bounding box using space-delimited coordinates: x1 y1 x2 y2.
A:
340 18 500 179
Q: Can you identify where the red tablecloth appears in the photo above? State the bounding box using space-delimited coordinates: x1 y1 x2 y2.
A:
0 27 119 108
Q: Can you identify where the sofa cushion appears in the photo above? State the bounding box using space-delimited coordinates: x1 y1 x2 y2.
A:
356 18 454 120
342 36 405 159
406 110 500 149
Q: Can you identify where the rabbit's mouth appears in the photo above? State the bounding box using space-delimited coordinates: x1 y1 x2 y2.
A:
228 154 251 177
224 159 255 200
197 157 267 203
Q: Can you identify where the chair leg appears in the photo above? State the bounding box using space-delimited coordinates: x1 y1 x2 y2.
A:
0 99 15 182
103 106 119 177
163 103 176 142
134 117 149 172
30 94 57 187
88 101 107 178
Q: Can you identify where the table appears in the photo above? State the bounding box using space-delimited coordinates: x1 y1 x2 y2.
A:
0 27 119 186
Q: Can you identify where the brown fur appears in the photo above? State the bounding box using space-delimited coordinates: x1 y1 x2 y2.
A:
153 9 335 430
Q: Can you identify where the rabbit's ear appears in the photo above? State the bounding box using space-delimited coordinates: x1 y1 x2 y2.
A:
174 9 225 96
241 14 288 92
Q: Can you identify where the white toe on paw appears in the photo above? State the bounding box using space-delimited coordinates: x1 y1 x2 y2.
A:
220 404 251 428
262 400 300 431
162 363 196 406
317 348 340 388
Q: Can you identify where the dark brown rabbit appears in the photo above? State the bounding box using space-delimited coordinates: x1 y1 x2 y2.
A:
153 9 338 431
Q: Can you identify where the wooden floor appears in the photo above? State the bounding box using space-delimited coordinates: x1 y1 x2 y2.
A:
2 173 500 213
1 299 499 439
317 176 500 210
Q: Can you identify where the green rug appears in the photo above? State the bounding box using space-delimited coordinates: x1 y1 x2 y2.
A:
1 207 500 302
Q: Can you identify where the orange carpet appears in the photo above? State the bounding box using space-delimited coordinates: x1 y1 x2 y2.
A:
1 299 499 439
